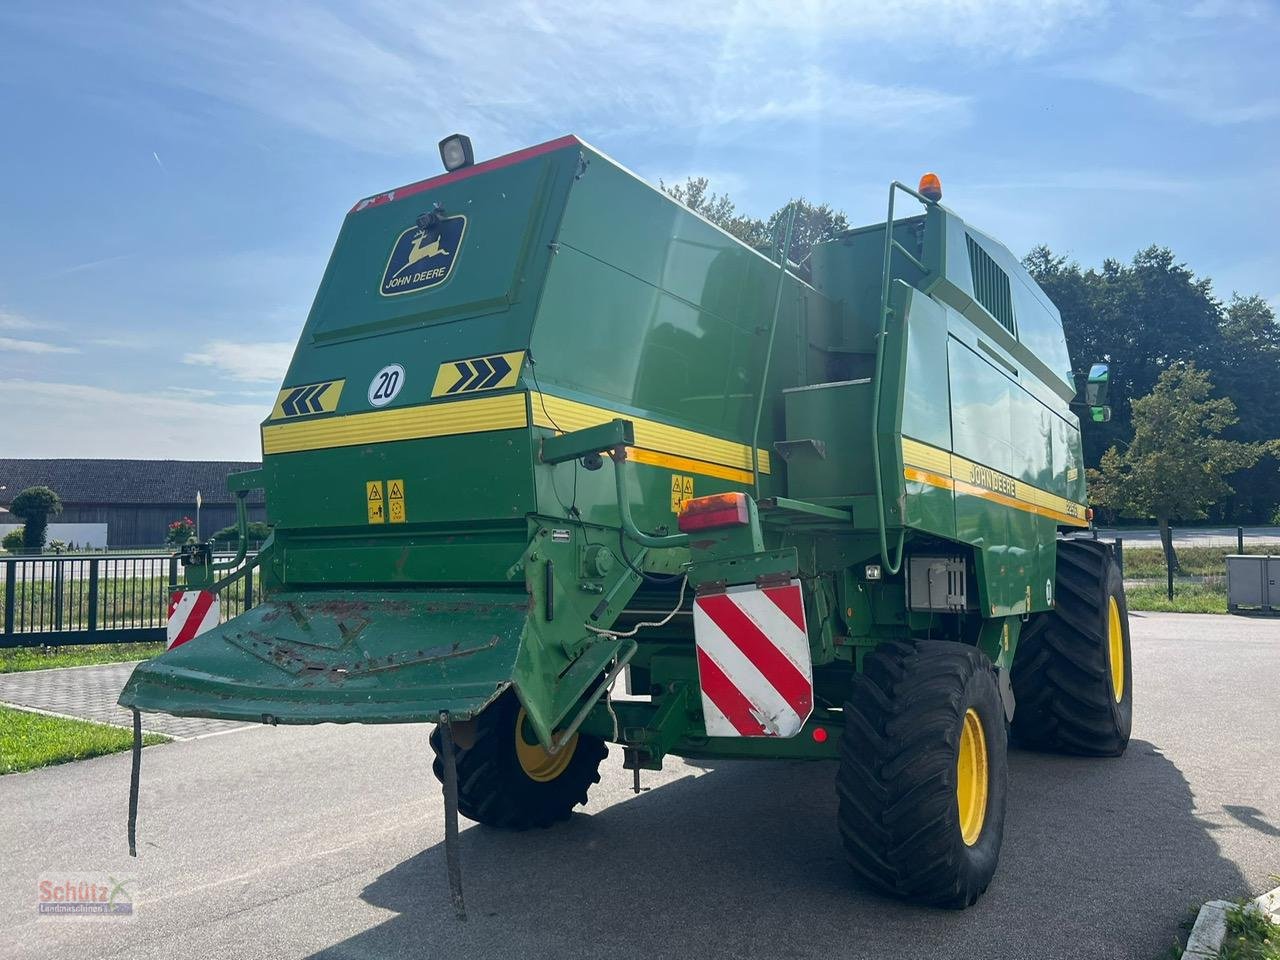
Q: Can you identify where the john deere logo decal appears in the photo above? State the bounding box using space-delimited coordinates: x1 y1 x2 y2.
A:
380 214 466 296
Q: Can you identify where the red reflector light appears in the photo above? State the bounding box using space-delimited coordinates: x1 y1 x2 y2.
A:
677 492 750 533
812 727 828 743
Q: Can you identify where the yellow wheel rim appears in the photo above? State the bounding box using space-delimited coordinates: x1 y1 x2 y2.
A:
514 706 576 782
956 708 989 847
1107 595 1125 703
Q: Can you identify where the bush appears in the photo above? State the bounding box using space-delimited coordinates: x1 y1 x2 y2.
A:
2 528 24 552
211 521 272 544
1271 504 1280 526
47 540 68 555
9 486 62 553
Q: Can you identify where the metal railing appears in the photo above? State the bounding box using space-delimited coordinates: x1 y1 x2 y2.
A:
1 552 258 648
871 180 935 576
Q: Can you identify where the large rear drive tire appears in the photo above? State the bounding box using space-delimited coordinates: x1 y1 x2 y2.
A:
837 640 1009 908
1011 539 1133 756
429 690 608 829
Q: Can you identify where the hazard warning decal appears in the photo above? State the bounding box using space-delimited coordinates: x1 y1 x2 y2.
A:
167 590 219 650
692 579 813 738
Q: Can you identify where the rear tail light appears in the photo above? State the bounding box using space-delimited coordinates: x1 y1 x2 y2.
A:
677 492 750 532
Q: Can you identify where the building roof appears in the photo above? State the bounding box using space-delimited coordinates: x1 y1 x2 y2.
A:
0 460 265 505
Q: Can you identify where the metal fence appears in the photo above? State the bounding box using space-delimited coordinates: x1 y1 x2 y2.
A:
1 552 258 647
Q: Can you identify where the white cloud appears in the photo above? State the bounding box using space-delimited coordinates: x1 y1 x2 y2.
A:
182 340 293 383
0 337 79 355
68 0 1105 157
1059 2 1280 124
0 379 266 459
0 310 41 331
88 336 152 350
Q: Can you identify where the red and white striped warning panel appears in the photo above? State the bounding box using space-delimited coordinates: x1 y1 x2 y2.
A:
167 590 219 650
692 580 813 738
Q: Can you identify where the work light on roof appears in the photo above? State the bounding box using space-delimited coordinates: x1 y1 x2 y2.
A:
438 134 474 172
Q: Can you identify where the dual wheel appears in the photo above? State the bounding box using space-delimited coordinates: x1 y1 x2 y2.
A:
837 539 1132 907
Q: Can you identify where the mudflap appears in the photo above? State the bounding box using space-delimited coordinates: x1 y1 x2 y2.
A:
119 590 537 726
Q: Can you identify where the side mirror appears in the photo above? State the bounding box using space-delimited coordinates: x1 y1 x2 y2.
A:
1084 363 1109 406
1085 362 1111 423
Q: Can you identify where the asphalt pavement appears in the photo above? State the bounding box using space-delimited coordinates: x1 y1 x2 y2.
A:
1095 526 1280 548
1 612 1277 960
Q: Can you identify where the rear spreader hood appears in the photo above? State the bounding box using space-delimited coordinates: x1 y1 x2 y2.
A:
118 590 530 725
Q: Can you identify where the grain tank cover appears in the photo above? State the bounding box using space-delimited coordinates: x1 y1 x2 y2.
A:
307 135 581 343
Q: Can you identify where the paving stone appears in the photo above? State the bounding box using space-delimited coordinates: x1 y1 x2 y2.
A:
0 661 249 740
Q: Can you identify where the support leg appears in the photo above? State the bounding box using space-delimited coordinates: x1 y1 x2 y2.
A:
437 714 467 921
128 708 141 857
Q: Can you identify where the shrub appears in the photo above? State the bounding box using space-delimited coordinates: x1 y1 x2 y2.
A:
211 521 272 544
9 486 62 553
2 528 24 552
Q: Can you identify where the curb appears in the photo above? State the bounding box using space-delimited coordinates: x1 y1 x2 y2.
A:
1184 884 1280 958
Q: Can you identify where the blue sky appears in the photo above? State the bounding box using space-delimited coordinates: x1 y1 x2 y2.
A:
1 0 1276 460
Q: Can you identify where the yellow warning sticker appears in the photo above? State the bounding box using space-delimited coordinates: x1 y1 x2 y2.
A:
670 474 695 513
388 478 406 523
366 480 385 524
269 379 345 420
431 350 525 398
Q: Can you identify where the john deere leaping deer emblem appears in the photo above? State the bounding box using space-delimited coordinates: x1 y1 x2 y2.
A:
380 212 467 296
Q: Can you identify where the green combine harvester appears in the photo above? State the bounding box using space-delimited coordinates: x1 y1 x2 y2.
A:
120 133 1131 910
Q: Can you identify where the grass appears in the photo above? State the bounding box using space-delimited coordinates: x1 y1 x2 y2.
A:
1218 901 1280 960
0 706 168 775
0 642 164 673
1118 545 1265 613
0 566 255 639
1127 581 1228 614
1 574 183 632
1121 544 1271 579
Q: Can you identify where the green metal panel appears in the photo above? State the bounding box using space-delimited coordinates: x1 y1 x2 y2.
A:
119 590 532 724
120 134 1095 765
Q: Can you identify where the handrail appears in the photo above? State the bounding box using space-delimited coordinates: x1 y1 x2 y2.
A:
211 551 261 594
610 447 688 549
751 204 798 498
208 490 252 574
871 181 935 575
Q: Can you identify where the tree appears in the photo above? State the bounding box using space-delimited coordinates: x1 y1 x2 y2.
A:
1025 245 1226 469
659 176 767 247
659 177 850 266
764 198 849 267
8 486 62 554
1213 294 1280 519
1089 365 1268 570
